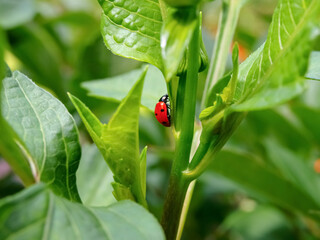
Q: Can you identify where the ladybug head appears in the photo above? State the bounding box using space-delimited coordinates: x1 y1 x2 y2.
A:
159 94 169 103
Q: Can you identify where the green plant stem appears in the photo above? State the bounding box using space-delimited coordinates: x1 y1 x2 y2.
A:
161 16 200 240
201 0 244 109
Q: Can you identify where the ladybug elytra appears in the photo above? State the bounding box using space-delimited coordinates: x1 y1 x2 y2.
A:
154 94 171 127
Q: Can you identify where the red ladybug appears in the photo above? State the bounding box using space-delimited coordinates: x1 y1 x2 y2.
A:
154 94 171 127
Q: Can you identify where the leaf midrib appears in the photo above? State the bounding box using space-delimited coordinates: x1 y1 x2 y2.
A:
15 76 47 176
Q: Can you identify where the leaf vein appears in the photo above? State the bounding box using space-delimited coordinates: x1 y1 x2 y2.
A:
104 14 160 43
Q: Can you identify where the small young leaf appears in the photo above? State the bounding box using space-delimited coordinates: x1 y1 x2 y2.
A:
102 66 148 206
0 184 165 240
99 0 163 70
306 51 320 80
82 65 166 111
2 71 81 202
161 7 197 79
71 67 149 206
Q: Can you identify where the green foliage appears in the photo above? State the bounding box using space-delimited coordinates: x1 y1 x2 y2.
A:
7 25 67 101
1 71 81 201
291 105 320 144
1 0 320 239
70 67 148 206
82 65 166 111
221 205 295 240
210 150 320 220
191 0 320 178
99 0 163 70
0 184 165 240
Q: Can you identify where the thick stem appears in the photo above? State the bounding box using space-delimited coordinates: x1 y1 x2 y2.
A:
201 0 244 109
161 16 200 240
161 175 192 240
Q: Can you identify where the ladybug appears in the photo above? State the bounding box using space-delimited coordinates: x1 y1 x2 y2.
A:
154 94 171 127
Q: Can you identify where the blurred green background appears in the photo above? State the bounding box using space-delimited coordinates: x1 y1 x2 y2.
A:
1 0 320 239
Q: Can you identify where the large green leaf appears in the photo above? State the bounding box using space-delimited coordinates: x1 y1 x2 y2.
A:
231 0 320 111
0 0 36 29
99 0 163 70
70 67 148 206
82 65 166 111
77 144 116 207
0 184 165 240
306 51 320 80
1 71 81 201
210 150 320 220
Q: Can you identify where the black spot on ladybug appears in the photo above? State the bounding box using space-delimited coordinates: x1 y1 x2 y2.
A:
162 121 167 124
161 109 164 112
155 113 158 116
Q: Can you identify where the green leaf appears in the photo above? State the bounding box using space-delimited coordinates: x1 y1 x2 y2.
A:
0 184 165 240
101 66 147 206
82 65 166 111
77 144 115 207
99 0 163 70
0 0 36 29
231 0 320 111
68 93 104 148
161 7 197 79
0 118 35 186
2 71 81 202
306 51 320 80
210 150 320 220
70 67 148 206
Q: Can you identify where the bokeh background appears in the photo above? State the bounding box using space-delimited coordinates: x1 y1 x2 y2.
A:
1 0 320 239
